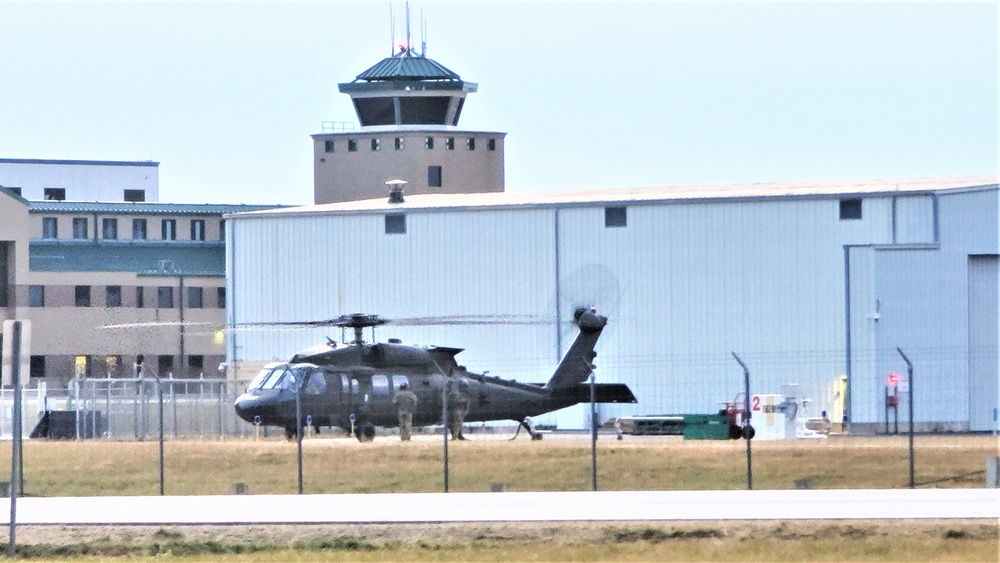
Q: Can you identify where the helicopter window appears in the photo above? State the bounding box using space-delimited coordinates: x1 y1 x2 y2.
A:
391 375 410 391
372 375 390 395
341 375 350 395
248 367 275 390
351 378 360 395
303 372 326 395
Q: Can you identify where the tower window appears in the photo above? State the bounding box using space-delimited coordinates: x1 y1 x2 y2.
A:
29 356 45 378
840 198 863 220
161 219 176 240
324 140 335 153
72 218 88 239
132 218 147 240
605 206 627 228
445 137 455 150
217 287 226 308
487 138 496 151
190 219 205 241
123 189 145 202
42 217 58 239
467 138 476 151
385 214 406 235
371 138 381 151
425 137 434 149
428 166 442 188
347 139 358 152
102 218 118 240
157 286 174 308
394 137 404 150
44 188 66 201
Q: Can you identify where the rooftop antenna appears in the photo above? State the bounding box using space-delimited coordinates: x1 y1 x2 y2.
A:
404 0 412 56
421 8 427 56
389 3 395 56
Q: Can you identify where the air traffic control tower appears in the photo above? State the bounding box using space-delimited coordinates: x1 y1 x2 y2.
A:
312 43 506 204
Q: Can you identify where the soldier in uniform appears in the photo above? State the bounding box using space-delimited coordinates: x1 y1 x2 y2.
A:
449 379 471 440
392 383 418 441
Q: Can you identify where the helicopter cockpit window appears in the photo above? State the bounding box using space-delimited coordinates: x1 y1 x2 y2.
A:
372 375 390 395
258 366 289 390
391 375 410 392
248 366 276 390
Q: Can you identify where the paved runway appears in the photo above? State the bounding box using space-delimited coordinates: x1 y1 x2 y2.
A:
2 489 996 525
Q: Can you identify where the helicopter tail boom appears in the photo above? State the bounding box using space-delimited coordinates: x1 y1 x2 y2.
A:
544 308 607 390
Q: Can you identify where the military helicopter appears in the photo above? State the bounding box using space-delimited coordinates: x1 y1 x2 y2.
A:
233 308 637 441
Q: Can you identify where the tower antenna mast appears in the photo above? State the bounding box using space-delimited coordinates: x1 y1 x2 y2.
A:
405 0 412 56
389 3 395 56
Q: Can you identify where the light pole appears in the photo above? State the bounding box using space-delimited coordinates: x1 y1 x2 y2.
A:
137 355 164 496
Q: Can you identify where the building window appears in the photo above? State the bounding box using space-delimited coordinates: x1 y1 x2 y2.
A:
161 219 176 240
190 219 205 241
216 287 226 308
428 165 442 188
467 138 476 150
487 138 497 151
385 214 406 235
371 138 381 151
158 355 173 376
157 286 174 308
4 187 22 195
132 218 147 240
75 285 91 307
220 219 226 241
44 188 65 201
123 189 145 202
102 218 118 239
105 355 121 377
74 355 91 378
425 137 434 149
136 286 145 308
394 137 404 150
348 139 358 152
28 285 44 307
188 286 203 309
29 356 45 379
105 285 122 307
188 355 204 375
42 217 58 239
72 218 88 239
605 206 627 228
324 140 335 153
840 198 863 220
445 137 455 150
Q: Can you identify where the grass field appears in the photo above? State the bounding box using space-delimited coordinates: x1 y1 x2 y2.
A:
0 432 995 496
0 433 995 561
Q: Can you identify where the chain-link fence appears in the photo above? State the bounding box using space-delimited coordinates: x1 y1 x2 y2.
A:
0 377 254 440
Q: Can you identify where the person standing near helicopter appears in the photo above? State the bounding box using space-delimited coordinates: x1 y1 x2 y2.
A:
392 383 418 441
449 379 471 440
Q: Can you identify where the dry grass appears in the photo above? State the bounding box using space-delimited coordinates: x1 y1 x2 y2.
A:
2 520 997 562
0 433 995 496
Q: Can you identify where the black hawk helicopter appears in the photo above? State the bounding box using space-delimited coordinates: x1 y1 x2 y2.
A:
233 308 637 441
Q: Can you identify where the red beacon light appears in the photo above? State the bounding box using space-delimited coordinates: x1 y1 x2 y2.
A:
887 373 900 386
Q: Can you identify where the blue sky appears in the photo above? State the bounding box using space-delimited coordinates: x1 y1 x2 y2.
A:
0 1 996 204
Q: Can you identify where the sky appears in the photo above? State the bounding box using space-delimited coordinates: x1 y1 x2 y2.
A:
0 1 996 205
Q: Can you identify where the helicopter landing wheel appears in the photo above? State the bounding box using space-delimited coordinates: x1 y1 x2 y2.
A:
284 426 299 440
728 425 742 440
742 425 756 440
355 422 376 442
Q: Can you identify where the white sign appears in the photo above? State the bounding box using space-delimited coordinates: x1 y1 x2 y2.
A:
2 320 31 386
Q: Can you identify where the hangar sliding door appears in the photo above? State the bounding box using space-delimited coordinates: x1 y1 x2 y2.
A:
968 255 999 431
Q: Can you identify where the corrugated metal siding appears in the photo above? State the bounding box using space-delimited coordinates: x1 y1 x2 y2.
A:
894 195 936 244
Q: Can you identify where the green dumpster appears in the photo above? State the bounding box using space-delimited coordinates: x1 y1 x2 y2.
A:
682 413 730 440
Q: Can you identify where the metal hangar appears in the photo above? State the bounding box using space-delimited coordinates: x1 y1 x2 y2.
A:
224 176 999 432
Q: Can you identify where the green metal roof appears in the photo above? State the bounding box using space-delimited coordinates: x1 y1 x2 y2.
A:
29 239 225 274
354 55 462 82
28 201 284 215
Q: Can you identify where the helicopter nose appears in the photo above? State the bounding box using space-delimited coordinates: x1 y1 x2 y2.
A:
234 393 260 422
